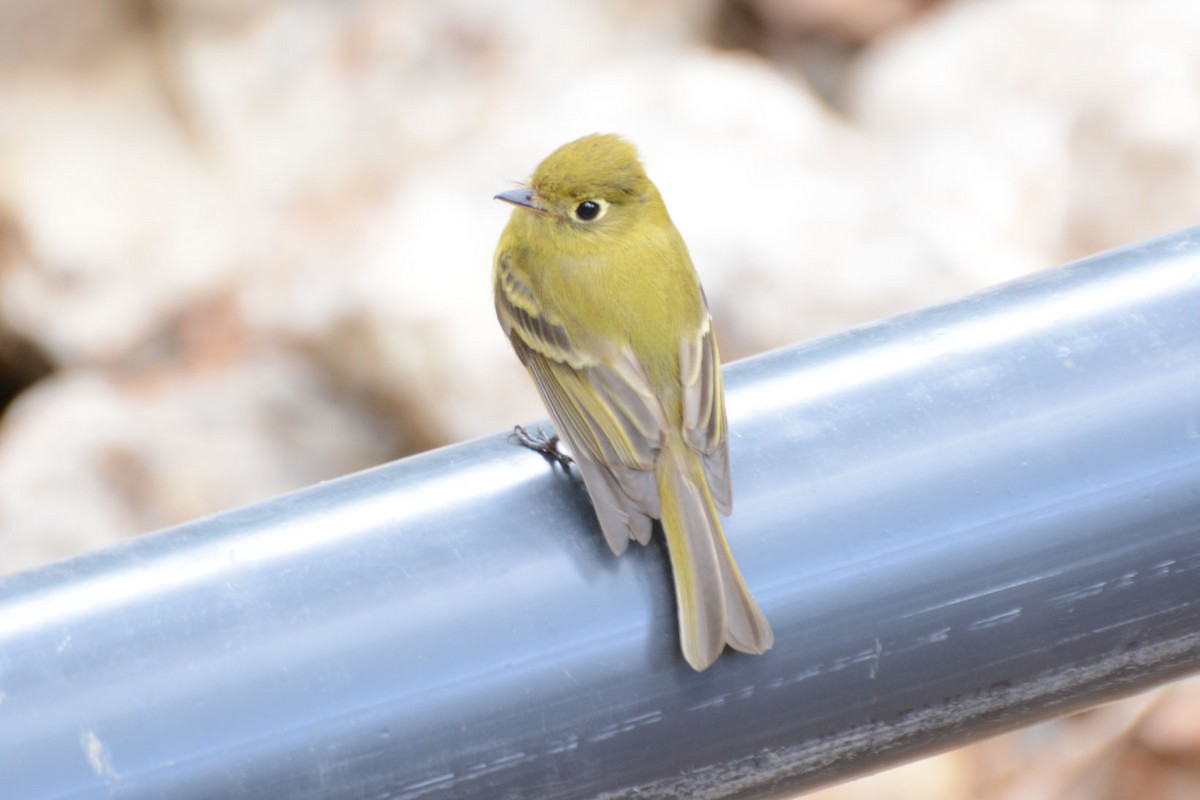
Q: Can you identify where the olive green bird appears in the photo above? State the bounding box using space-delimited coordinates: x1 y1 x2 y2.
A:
492 133 774 671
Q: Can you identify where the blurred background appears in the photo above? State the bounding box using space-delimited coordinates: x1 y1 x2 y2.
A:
1 0 1199 796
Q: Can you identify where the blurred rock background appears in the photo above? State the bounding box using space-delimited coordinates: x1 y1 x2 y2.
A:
1 0 1198 796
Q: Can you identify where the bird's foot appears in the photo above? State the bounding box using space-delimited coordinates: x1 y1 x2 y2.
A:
510 425 574 470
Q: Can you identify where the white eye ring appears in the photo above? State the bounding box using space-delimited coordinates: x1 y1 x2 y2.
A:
573 199 609 223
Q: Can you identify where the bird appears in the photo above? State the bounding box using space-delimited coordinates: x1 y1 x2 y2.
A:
492 133 773 671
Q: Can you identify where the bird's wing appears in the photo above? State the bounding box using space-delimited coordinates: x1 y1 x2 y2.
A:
497 257 667 554
680 313 732 515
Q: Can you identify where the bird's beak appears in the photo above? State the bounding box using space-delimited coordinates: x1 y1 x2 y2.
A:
494 187 549 214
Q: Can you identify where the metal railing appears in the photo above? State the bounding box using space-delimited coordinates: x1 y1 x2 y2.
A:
3 227 1200 799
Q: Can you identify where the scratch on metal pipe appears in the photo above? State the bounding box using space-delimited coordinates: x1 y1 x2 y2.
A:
966 607 1022 631
399 772 455 795
868 638 883 679
1048 582 1108 606
587 711 662 742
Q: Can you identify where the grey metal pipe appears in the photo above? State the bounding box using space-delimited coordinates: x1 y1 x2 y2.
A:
3 228 1200 799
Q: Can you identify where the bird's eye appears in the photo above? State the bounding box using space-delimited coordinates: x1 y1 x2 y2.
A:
573 199 608 222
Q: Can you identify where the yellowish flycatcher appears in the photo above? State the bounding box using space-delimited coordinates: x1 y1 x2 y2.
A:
493 133 773 671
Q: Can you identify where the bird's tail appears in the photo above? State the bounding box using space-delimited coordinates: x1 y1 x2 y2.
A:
656 441 774 671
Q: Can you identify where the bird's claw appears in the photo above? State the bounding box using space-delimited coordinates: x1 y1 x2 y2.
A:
510 425 574 470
